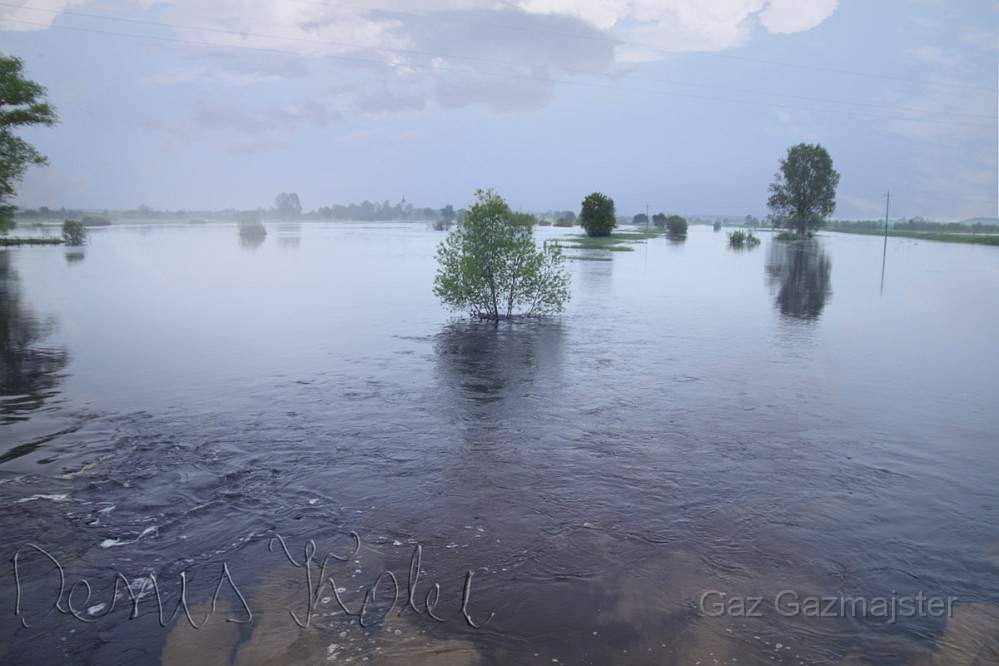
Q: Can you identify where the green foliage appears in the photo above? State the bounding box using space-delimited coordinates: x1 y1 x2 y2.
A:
827 227 999 246
776 231 811 241
0 236 62 246
652 213 667 228
632 213 649 225
61 219 87 246
767 143 840 235
434 189 570 320
579 192 616 237
0 55 57 234
713 220 722 231
729 230 761 248
510 211 537 226
665 215 688 239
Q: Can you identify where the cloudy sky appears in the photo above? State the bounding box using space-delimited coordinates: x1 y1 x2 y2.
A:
3 0 997 219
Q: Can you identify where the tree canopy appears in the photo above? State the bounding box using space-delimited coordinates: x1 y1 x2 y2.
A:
1 55 57 233
274 192 302 220
665 215 688 239
433 189 569 321
767 143 840 236
61 219 87 246
579 192 615 237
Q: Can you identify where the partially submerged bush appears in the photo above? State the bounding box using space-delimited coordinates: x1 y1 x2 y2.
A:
434 189 570 320
61 219 87 246
729 230 761 248
665 215 688 239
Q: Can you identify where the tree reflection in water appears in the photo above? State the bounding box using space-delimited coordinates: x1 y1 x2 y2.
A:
434 320 565 414
0 251 70 426
765 239 832 320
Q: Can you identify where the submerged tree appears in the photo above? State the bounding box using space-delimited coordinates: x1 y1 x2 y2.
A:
1 55 58 233
665 214 688 239
652 213 667 229
274 192 302 220
579 192 615 237
767 143 840 236
434 189 570 321
61 219 87 246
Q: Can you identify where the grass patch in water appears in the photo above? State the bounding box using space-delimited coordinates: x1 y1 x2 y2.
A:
827 228 999 246
559 227 664 252
0 237 63 246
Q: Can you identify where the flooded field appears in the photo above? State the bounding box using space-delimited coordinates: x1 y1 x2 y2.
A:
1 222 997 664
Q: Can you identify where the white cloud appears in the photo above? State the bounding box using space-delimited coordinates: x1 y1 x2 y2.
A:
758 0 838 34
1 1 844 153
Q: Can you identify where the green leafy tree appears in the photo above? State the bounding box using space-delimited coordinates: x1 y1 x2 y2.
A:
579 192 615 237
61 219 87 246
434 189 570 321
652 213 667 228
665 215 688 238
767 143 840 236
632 213 649 226
1 55 58 233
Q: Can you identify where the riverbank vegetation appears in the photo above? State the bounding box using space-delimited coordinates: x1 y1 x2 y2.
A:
0 236 62 246
1 55 58 234
826 227 999 246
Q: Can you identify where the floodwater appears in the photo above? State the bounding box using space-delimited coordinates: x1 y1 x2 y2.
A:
1 222 997 665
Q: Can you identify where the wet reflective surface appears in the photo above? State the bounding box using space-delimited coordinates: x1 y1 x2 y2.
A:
1 223 997 664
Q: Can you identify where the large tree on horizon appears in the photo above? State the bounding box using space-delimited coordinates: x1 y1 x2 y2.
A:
1 55 57 233
767 143 840 236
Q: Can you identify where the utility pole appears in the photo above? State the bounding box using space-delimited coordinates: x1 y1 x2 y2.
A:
880 191 890 293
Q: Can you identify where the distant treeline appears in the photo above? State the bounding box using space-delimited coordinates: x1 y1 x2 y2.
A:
15 203 999 231
827 217 999 234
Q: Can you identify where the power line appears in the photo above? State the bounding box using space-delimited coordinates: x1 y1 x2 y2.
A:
0 15 994 131
299 0 999 94
2 2 994 121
